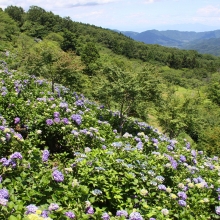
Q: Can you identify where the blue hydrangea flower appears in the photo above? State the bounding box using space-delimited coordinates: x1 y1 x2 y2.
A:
14 117 20 124
42 150 50 162
65 211 75 219
10 152 22 160
216 206 220 215
0 189 9 199
53 112 60 118
71 114 82 125
41 210 49 218
62 118 69 125
0 198 8 206
25 204 38 214
52 170 64 182
101 212 110 220
129 211 143 220
177 192 187 200
46 119 53 126
54 117 60 123
178 200 187 207
48 203 59 211
116 210 128 217
158 184 166 191
86 206 94 214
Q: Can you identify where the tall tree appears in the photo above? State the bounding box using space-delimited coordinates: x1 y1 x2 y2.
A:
80 42 100 75
4 5 25 26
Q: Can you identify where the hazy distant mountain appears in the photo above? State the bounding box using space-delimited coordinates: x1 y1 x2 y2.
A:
144 23 220 32
117 29 220 55
183 38 220 56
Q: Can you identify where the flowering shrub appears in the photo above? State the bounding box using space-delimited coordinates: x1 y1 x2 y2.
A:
0 62 220 219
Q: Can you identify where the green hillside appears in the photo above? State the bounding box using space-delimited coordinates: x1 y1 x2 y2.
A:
0 56 220 220
1 5 220 156
1 5 220 219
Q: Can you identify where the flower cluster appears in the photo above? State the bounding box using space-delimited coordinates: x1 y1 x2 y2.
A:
42 150 50 162
52 170 64 182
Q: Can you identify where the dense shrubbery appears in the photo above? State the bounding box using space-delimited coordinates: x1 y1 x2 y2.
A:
0 62 220 220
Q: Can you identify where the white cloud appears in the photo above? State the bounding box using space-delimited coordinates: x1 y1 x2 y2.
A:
143 0 162 3
0 0 119 10
197 5 220 17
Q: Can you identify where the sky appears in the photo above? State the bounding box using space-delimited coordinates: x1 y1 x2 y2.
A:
1 0 220 32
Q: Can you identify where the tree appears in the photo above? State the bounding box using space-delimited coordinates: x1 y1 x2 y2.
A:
0 10 19 42
157 88 187 138
4 5 25 26
207 82 220 106
96 66 143 134
61 30 76 51
80 42 100 75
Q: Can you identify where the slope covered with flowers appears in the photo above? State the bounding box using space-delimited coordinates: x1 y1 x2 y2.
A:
0 60 220 220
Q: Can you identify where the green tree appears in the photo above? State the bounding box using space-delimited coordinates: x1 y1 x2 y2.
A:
80 42 100 75
0 10 19 43
61 30 76 51
96 67 143 134
157 88 187 138
4 5 25 26
207 82 220 106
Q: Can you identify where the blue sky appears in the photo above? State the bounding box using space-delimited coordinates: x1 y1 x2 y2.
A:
1 0 220 32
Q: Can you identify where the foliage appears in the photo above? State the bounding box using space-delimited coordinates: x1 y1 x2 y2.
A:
0 61 220 220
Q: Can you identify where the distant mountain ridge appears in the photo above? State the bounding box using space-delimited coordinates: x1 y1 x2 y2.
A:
115 29 220 55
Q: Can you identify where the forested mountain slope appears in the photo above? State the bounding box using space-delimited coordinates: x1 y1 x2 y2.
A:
1 5 220 156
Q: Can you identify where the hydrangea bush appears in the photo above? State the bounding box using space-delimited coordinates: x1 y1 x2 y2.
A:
0 61 220 219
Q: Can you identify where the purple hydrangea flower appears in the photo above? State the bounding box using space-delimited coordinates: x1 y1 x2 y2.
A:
180 155 186 162
75 99 84 106
186 142 190 149
65 211 75 219
14 117 20 124
177 192 187 200
59 102 68 108
54 117 60 123
129 211 143 220
0 189 9 199
14 133 23 140
71 114 82 125
46 119 53 126
41 210 49 218
113 129 117 133
42 150 50 162
102 145 107 150
0 158 7 163
149 218 156 220
86 206 94 214
25 204 38 214
101 212 110 220
2 159 11 167
116 210 128 217
158 184 166 191
0 126 5 131
136 142 143 150
53 112 60 118
48 203 59 211
191 150 196 157
52 170 64 182
167 145 174 151
216 206 220 215
0 198 8 206
171 159 178 169
5 133 11 141
0 175 2 183
178 200 187 207
62 118 69 125
10 152 22 160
